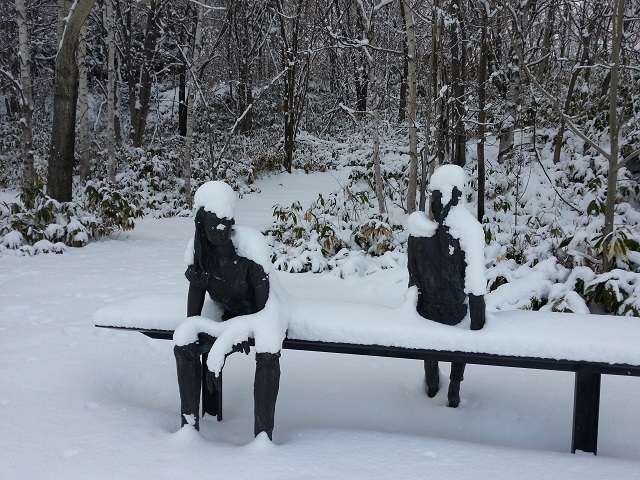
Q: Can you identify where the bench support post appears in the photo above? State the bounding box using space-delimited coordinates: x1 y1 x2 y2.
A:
572 370 601 455
201 352 223 421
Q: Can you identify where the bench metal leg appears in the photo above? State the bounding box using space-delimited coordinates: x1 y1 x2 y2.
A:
201 352 223 421
572 370 601 454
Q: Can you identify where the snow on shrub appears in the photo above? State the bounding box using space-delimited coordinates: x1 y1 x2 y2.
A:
0 180 141 255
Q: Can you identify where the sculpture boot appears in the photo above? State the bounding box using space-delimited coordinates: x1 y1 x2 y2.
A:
424 360 440 397
254 352 281 439
174 344 202 430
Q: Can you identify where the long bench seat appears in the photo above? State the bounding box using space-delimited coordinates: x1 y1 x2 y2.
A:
95 293 640 455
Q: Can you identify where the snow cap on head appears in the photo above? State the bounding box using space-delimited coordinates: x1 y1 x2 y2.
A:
193 181 236 219
429 165 466 206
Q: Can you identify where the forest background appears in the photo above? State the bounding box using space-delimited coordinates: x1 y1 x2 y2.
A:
1 0 639 317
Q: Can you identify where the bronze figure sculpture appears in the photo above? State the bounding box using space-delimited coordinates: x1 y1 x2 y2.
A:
407 166 486 407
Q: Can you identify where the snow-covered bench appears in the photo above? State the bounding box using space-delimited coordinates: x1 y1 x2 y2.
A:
94 292 640 455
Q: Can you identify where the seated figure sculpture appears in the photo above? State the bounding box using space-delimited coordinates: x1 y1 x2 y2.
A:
174 181 280 439
407 165 486 408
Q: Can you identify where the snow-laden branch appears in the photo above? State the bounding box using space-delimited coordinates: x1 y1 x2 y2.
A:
374 0 397 13
187 0 225 12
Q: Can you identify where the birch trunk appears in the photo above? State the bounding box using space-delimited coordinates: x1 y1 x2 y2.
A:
78 22 90 180
15 0 35 188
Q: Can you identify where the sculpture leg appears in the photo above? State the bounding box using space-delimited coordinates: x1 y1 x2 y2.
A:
447 362 466 408
254 352 281 440
174 343 202 430
201 351 221 420
424 359 440 397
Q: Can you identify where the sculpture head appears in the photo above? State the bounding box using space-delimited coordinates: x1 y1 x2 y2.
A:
188 182 238 286
429 165 466 224
197 209 234 246
192 180 237 247
431 187 462 224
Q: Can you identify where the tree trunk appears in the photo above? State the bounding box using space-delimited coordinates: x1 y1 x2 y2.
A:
477 3 488 222
403 0 418 214
602 0 624 272
183 3 204 207
130 0 161 148
57 0 73 43
450 0 466 167
398 0 407 123
498 67 518 163
279 0 305 174
537 0 556 76
106 0 116 181
432 0 445 165
47 0 96 202
78 22 91 180
372 94 385 215
15 0 35 188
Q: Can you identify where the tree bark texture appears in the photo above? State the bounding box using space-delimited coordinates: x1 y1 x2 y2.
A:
106 0 116 181
15 0 35 188
183 3 204 207
47 0 96 202
78 22 91 180
130 0 161 148
403 0 418 214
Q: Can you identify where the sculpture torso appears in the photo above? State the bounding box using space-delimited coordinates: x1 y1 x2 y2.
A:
200 251 268 318
408 224 468 325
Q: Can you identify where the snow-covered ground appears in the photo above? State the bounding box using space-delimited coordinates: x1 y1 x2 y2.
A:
1 170 639 479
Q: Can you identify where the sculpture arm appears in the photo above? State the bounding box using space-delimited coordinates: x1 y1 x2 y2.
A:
187 283 206 317
253 273 269 311
407 236 417 288
469 294 486 330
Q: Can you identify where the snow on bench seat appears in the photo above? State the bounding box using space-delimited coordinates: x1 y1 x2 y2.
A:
93 292 640 367
94 291 640 455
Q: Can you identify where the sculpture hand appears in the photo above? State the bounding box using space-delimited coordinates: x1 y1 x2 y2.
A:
205 369 222 393
231 340 251 355
469 294 486 331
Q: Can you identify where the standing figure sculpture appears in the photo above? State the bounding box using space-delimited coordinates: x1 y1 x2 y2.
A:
407 165 486 407
174 181 280 439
